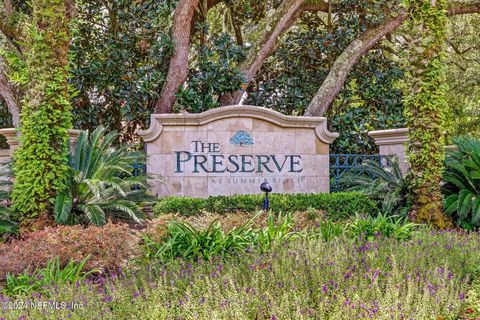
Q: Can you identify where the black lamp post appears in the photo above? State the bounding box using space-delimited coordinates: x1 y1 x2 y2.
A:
260 182 272 210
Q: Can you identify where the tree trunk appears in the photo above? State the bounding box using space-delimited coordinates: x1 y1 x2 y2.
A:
303 12 407 116
403 0 452 228
154 0 200 113
0 64 20 127
11 0 74 220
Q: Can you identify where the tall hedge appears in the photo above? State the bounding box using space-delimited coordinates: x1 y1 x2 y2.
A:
402 0 451 228
11 0 74 220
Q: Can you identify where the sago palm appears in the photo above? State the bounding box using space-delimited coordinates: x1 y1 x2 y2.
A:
443 136 480 229
54 126 149 226
339 157 410 217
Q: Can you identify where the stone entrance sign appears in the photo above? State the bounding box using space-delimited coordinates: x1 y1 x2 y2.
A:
138 106 338 197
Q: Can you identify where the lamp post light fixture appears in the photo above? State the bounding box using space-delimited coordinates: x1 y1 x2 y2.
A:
260 182 272 211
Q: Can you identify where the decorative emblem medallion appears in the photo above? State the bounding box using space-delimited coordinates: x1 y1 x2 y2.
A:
230 131 254 146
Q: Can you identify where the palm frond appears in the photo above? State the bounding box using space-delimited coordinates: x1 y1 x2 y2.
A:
338 157 409 216
54 126 150 226
443 136 480 228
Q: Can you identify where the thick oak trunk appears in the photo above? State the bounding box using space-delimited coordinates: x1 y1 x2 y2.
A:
304 12 408 117
154 0 200 113
0 70 19 127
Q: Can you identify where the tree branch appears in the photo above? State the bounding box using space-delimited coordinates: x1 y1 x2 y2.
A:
447 0 480 15
221 0 331 105
3 0 13 16
303 1 480 117
304 12 408 116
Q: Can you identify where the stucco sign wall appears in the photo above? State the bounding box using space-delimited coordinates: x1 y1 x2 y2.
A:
138 106 338 197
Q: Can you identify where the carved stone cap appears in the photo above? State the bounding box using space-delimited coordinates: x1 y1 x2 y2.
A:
137 105 339 144
368 128 409 145
0 128 82 146
0 128 19 145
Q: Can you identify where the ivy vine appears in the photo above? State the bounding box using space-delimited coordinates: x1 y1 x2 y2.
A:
402 0 451 228
11 0 73 221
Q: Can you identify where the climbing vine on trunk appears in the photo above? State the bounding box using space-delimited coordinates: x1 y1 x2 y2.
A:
402 0 451 228
11 0 73 221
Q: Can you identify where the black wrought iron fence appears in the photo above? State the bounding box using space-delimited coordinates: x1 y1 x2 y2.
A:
329 154 392 192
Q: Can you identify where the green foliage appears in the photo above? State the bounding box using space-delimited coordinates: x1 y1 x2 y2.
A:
444 15 480 140
310 219 345 241
0 102 12 148
402 0 450 227
443 137 480 229
11 0 73 221
54 126 150 226
464 279 480 319
70 0 176 137
305 214 417 242
154 196 206 216
145 211 299 262
145 214 259 262
4 255 94 297
245 5 405 154
154 192 378 219
176 34 245 113
345 213 417 241
339 158 411 217
255 212 296 252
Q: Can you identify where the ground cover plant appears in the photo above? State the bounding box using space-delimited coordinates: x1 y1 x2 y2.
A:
4 255 94 297
1 228 479 319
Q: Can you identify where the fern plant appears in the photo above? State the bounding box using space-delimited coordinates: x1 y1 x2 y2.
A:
54 126 149 226
443 137 480 229
339 158 410 217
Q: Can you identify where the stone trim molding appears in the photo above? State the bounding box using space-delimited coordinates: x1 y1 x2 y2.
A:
138 105 339 144
0 128 19 148
0 128 82 157
368 128 409 145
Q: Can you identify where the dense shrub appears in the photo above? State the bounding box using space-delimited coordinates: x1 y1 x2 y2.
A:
154 192 377 219
144 213 416 263
0 223 141 280
345 213 417 241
